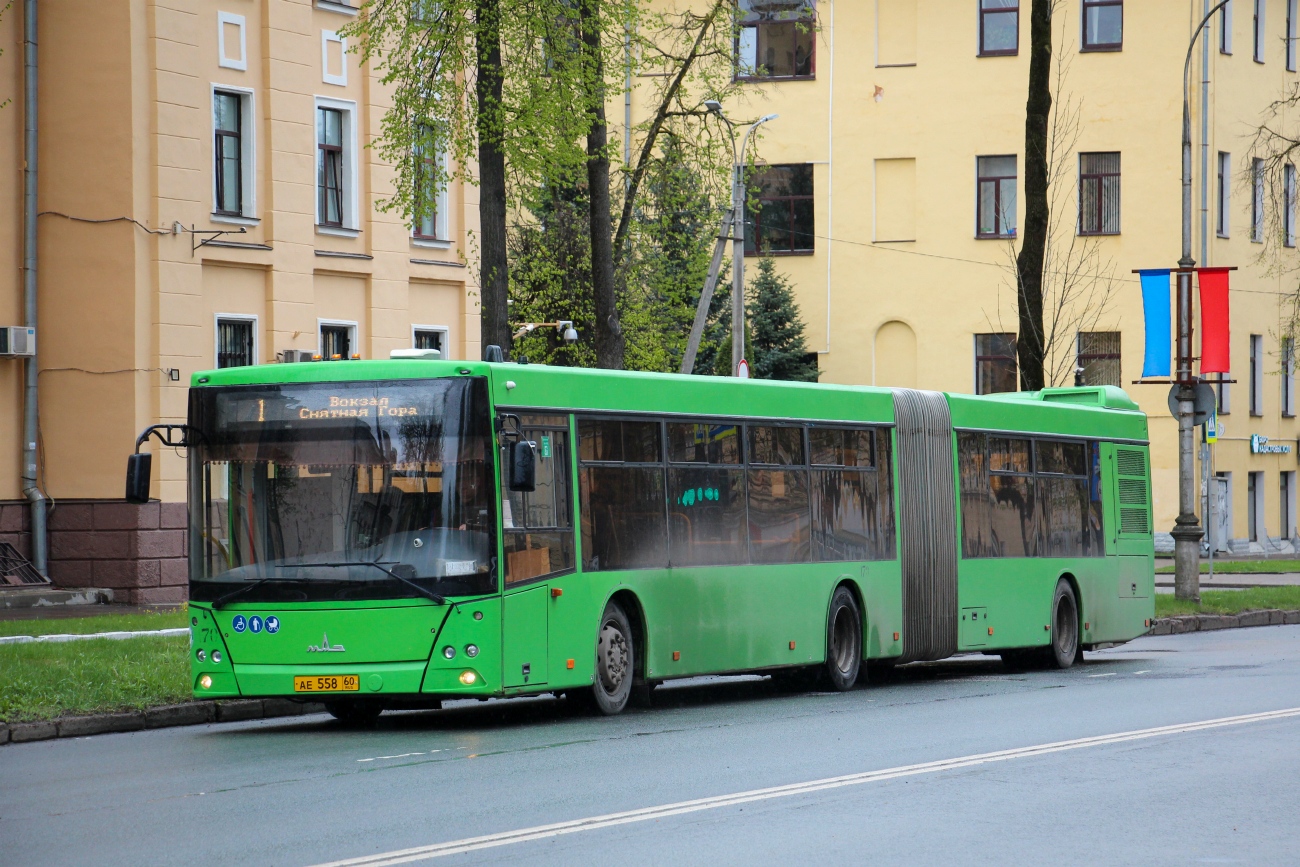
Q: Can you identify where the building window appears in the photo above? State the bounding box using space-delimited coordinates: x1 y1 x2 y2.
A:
976 155 1017 238
745 164 814 255
318 108 344 228
1248 470 1264 541
1076 331 1120 386
1283 471 1296 540
1081 0 1122 51
1287 164 1297 247
213 92 243 216
1251 158 1265 243
1079 152 1121 235
975 333 1017 394
216 317 255 368
320 322 354 359
315 98 357 231
1284 337 1296 417
978 0 1019 56
1255 0 1267 63
413 326 448 357
736 0 816 81
1288 0 1296 71
1217 151 1231 237
1250 334 1264 415
211 88 255 220
413 127 448 241
1221 0 1234 54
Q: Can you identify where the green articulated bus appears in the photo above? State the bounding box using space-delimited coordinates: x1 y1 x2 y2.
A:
138 356 1154 722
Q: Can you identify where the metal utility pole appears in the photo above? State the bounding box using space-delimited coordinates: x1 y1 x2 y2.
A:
680 211 732 375
730 114 776 378
1172 0 1231 601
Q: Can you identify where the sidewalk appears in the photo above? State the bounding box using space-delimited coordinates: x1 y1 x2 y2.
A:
1154 572 1300 590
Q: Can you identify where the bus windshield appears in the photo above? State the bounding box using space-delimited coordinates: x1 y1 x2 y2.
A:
187 377 496 604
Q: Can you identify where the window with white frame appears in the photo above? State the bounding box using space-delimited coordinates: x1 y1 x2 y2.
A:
1283 471 1296 540
1289 0 1297 71
1217 373 1232 414
216 316 257 368
413 326 449 357
315 98 358 231
1221 0 1234 54
1251 157 1265 243
320 322 356 359
1255 0 1267 63
1284 336 1296 417
1248 470 1264 541
1217 151 1231 237
976 155 1017 238
212 88 255 220
1250 333 1264 415
1287 163 1297 247
413 125 449 242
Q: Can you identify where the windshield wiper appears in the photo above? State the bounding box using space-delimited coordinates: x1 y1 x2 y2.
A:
310 561 446 605
211 575 298 610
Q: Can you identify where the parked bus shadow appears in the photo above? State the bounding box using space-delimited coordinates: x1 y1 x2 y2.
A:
227 654 1132 738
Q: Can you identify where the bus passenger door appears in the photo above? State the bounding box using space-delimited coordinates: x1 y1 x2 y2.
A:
503 585 549 687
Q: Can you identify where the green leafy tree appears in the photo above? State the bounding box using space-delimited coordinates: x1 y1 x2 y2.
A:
744 257 817 382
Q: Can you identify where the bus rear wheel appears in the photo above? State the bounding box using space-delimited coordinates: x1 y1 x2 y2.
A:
590 601 635 715
824 586 862 691
1046 579 1081 669
324 699 384 726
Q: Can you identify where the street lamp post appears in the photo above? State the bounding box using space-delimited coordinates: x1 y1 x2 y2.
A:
703 102 778 378
1171 0 1231 602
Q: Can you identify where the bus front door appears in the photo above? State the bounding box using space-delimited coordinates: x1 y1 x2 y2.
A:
503 585 549 687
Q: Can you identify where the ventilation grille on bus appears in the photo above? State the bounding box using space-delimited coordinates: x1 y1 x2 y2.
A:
1115 448 1151 537
1116 449 1146 478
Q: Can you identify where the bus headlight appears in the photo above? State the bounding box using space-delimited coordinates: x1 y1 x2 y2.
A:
199 674 213 689
212 651 222 664
465 644 479 658
196 649 207 662
458 670 478 686
443 645 456 659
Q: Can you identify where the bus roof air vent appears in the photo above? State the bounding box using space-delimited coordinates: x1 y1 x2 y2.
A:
390 348 442 360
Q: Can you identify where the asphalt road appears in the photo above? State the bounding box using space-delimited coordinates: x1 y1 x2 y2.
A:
4 626 1300 866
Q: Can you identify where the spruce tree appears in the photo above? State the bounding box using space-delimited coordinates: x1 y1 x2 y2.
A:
746 257 818 382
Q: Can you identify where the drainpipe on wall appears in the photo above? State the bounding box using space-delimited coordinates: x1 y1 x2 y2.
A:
22 0 47 575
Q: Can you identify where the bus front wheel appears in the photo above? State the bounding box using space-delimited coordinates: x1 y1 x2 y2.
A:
590 601 635 715
824 587 862 691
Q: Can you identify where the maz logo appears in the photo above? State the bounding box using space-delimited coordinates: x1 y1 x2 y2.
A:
307 632 346 653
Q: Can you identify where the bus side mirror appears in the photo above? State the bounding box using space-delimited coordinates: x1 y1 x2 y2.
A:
125 453 152 504
508 441 536 492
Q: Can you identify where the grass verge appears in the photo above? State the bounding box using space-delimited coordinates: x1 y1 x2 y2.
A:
0 606 189 638
1155 586 1300 618
1155 559 1300 574
0 635 191 723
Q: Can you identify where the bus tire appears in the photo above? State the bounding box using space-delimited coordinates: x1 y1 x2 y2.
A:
324 699 384 726
1047 579 1080 670
590 601 635 715
824 586 862 691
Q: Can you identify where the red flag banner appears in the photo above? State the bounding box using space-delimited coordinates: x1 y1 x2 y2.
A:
1198 268 1232 374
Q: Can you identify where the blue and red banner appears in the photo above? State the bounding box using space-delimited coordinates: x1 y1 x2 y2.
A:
1138 269 1172 378
1198 268 1232 374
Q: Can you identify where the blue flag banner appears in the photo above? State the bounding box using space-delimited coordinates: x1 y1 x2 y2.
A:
1138 269 1172 378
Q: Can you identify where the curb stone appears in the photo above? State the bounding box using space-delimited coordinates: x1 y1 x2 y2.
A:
2 700 327 746
1150 608 1300 635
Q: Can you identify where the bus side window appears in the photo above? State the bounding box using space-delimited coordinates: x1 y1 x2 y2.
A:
577 418 668 572
501 416 575 585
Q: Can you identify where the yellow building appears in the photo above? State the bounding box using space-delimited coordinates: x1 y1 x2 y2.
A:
1 0 479 602
686 0 1300 554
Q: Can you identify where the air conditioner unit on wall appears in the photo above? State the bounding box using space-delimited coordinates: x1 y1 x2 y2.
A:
0 327 35 357
277 349 314 363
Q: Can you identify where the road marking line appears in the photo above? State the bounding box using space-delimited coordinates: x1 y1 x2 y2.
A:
309 707 1300 867
0 627 189 645
357 753 426 763
1087 673 1117 678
